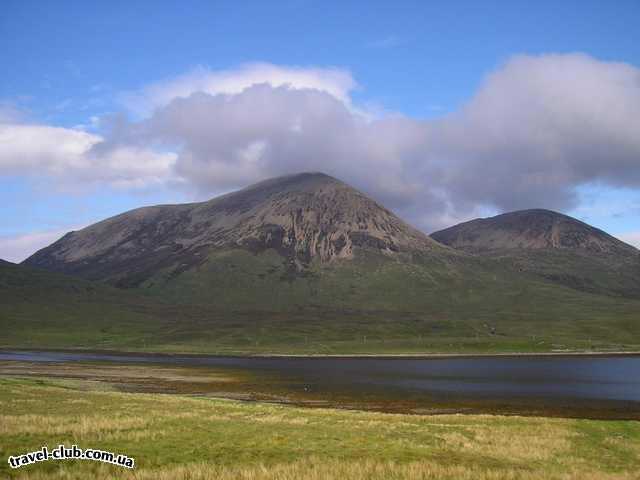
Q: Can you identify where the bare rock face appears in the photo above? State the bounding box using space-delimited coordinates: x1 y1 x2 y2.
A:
24 173 442 284
431 209 637 256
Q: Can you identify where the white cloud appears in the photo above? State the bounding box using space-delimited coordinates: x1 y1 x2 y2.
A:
0 123 177 190
0 124 98 172
120 54 639 230
121 63 357 117
1 55 639 232
139 84 431 216
0 228 79 263
429 53 640 213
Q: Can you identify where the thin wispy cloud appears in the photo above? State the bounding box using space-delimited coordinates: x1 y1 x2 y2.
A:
0 102 27 124
366 35 403 49
0 227 84 263
618 231 640 249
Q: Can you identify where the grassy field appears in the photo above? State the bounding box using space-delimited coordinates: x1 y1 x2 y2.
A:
1 376 639 479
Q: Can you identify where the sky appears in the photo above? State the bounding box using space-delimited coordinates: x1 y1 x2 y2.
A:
1 0 639 262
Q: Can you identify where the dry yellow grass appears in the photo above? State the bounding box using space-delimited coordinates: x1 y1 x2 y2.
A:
2 376 639 480
0 414 149 438
14 458 640 480
0 362 237 384
437 423 575 462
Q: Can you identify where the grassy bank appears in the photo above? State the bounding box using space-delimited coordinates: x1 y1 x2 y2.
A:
1 376 639 479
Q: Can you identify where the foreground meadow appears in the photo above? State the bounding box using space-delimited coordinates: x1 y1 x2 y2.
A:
1 376 639 480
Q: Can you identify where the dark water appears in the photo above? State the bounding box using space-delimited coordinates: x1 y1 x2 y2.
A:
2 350 639 418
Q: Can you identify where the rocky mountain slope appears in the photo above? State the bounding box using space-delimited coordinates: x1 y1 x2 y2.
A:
431 209 640 297
24 173 446 288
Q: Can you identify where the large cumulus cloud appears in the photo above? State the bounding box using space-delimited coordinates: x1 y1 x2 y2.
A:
121 63 358 117
142 85 433 211
430 53 640 216
1 54 639 231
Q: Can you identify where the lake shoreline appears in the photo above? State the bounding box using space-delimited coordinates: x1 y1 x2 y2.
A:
3 350 639 420
2 356 640 421
2 346 640 360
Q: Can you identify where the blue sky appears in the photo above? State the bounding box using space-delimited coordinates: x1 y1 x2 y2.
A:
1 0 639 261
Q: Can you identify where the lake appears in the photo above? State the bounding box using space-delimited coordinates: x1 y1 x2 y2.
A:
1 350 639 419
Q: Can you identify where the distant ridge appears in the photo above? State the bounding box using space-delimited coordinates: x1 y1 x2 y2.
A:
431 209 637 254
431 209 640 297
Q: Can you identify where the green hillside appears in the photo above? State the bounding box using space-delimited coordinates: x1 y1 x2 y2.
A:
0 259 171 349
3 254 639 355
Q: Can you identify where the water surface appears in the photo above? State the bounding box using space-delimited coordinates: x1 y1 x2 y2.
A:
2 350 639 418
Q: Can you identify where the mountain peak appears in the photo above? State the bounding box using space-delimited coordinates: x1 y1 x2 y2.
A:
431 209 637 255
207 172 345 209
237 172 340 192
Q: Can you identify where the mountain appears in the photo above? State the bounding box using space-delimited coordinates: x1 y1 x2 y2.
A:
23 172 446 289
430 209 637 254
12 173 640 353
12 175 640 354
431 209 640 297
